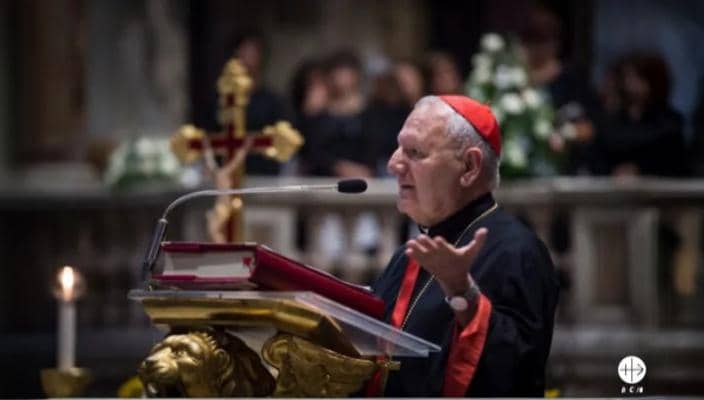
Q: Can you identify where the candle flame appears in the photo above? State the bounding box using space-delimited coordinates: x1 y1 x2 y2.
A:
61 266 75 290
53 265 84 301
58 266 75 301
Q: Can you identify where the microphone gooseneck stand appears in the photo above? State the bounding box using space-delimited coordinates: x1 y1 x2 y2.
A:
140 178 368 280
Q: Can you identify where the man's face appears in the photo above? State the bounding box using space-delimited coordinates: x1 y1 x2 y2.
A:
387 103 467 226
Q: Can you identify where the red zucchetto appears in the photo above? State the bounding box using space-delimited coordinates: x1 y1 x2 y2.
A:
439 95 502 156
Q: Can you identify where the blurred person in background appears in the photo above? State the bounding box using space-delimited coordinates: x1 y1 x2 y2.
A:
365 66 411 176
228 30 288 175
394 59 426 108
289 58 330 175
426 51 463 95
290 59 329 122
288 58 331 253
518 4 600 175
301 50 375 177
299 50 380 273
687 75 704 176
593 52 687 177
517 5 601 288
595 53 690 328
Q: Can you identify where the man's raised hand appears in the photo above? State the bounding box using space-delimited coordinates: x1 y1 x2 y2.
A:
405 227 488 296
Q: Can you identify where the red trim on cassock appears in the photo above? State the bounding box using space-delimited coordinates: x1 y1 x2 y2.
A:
365 258 421 397
390 259 420 328
441 293 492 396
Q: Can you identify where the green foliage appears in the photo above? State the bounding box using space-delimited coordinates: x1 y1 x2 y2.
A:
104 137 182 190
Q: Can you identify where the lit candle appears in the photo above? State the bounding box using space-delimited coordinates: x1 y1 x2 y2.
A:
55 266 82 371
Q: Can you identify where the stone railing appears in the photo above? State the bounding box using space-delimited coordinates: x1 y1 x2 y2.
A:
2 175 703 330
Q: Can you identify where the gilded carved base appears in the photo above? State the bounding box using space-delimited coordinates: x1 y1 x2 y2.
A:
138 329 384 397
263 333 377 397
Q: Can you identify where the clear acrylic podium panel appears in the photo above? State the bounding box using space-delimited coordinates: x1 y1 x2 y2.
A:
129 289 441 357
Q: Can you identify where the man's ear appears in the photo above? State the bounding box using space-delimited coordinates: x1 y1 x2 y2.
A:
460 147 483 187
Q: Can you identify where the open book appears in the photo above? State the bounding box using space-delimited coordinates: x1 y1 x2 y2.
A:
150 241 385 319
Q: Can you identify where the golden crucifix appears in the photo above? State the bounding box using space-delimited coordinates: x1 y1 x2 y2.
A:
170 58 303 243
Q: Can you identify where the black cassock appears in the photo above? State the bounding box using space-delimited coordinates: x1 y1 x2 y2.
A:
372 193 560 397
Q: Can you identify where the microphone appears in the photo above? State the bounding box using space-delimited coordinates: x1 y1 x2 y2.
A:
141 178 367 280
338 178 367 193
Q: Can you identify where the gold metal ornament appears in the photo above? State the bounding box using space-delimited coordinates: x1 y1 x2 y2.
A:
133 292 410 398
167 57 302 243
170 124 206 164
40 367 92 398
262 333 378 397
117 375 144 398
138 296 359 357
260 121 304 163
217 59 253 120
138 330 275 398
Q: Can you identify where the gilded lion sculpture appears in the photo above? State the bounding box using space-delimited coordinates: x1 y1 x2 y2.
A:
138 330 275 397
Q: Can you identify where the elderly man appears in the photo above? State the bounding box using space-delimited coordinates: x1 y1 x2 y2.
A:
369 95 559 396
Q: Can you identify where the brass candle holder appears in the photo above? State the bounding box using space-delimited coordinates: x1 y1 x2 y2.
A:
41 266 91 397
40 367 92 398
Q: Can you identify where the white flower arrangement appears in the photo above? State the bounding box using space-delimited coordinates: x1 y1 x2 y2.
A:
466 33 563 178
104 136 183 189
480 33 505 53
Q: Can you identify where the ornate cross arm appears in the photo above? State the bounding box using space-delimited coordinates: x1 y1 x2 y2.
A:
169 121 303 166
259 121 304 163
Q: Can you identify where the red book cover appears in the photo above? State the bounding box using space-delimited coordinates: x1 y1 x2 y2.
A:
152 242 385 319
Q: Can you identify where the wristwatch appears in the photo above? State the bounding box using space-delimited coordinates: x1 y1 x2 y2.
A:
444 277 480 312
